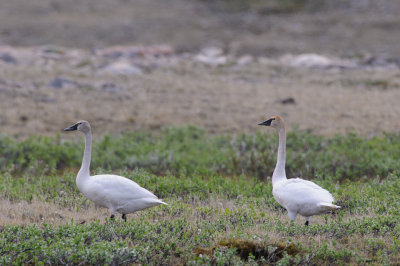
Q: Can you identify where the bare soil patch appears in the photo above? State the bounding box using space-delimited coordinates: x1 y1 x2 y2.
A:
1 1 400 137
1 46 400 138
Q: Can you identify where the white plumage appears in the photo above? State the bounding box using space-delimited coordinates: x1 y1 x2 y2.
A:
64 120 166 221
79 174 165 215
258 115 340 225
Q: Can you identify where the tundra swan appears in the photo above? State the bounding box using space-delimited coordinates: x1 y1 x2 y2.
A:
258 115 340 225
64 120 167 221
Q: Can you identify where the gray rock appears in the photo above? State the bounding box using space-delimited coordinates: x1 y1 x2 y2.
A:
278 97 296 105
100 60 143 75
0 53 17 64
100 82 124 94
49 77 76 89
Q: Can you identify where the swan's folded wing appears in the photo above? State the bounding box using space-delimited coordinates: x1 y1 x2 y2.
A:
275 178 335 204
290 178 328 190
88 174 159 202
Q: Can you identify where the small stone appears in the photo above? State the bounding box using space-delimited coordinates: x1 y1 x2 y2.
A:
237 55 254 65
278 97 296 105
100 82 124 94
281 53 332 68
0 53 17 64
280 53 357 69
194 47 228 66
36 96 57 103
100 60 143 75
96 45 174 59
49 77 76 89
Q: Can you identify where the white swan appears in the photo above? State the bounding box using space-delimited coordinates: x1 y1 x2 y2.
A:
258 115 340 225
64 120 167 221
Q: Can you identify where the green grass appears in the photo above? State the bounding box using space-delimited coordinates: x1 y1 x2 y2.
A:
1 126 400 181
0 172 399 264
0 127 400 264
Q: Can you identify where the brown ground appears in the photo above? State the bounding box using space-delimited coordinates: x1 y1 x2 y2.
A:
1 46 400 138
0 197 333 228
1 0 400 138
1 0 400 57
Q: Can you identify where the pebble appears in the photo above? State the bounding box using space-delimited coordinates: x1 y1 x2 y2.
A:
49 77 77 89
0 53 17 64
100 60 143 75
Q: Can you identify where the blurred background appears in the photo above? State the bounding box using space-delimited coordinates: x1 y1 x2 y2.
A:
1 0 400 56
1 0 400 138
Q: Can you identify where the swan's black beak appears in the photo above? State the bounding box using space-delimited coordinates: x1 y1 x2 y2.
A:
258 118 273 126
64 123 78 131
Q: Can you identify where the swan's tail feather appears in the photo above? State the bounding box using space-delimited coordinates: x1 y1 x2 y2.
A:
159 200 168 206
144 198 168 206
318 202 341 210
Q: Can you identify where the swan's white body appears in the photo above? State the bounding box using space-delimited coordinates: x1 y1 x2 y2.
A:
259 116 340 225
272 178 339 221
65 120 166 220
77 174 165 215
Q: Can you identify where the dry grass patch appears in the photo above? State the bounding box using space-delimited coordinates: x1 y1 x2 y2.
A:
2 50 400 138
0 198 106 226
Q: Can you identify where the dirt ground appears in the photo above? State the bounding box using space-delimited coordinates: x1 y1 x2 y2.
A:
0 46 400 138
0 0 400 138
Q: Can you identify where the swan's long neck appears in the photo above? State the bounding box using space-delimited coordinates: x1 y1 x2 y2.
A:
272 127 287 186
77 129 92 188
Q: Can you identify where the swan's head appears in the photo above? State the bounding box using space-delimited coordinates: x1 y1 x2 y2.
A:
258 115 285 129
64 120 91 134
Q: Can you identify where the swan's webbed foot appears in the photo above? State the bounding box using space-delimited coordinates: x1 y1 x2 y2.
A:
304 220 309 226
122 213 127 222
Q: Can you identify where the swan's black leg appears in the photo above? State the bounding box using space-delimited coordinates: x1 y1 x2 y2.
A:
110 214 115 220
122 214 127 222
304 220 309 226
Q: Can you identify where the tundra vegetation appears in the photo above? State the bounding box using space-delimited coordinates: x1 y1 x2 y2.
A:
0 127 399 265
1 0 399 264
